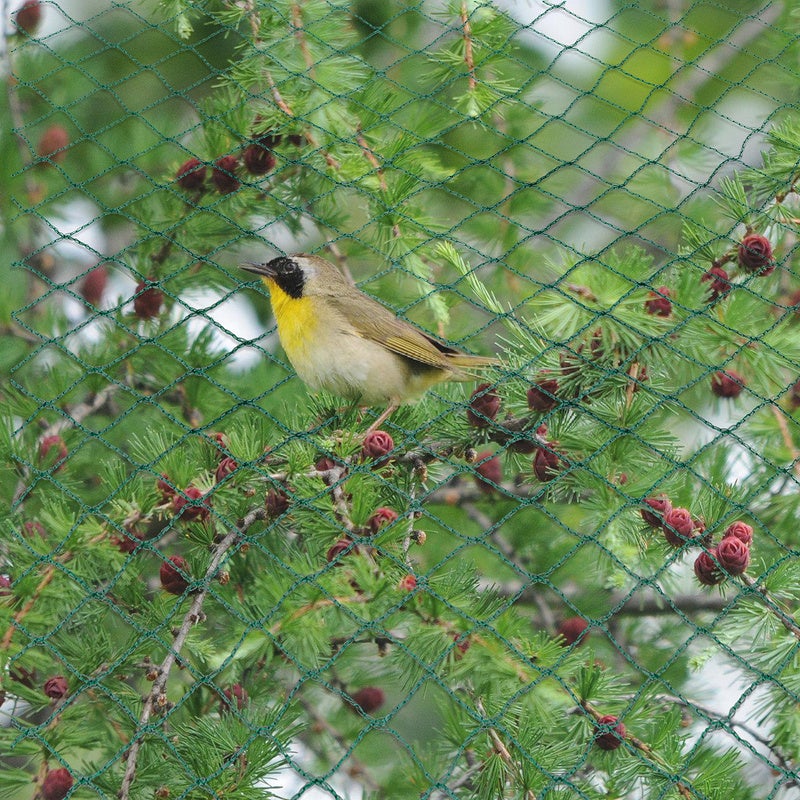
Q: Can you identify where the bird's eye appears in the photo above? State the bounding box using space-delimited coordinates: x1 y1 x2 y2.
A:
273 258 305 298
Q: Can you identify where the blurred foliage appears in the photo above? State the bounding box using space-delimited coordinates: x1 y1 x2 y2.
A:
2 1 800 799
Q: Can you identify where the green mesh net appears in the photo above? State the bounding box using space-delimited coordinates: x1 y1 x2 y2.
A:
2 2 800 799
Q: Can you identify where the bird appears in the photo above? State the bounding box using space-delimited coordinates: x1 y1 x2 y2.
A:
242 253 498 430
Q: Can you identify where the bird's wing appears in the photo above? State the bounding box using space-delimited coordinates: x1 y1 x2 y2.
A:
329 292 461 369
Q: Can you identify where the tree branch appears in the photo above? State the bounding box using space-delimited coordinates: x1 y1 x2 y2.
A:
118 506 266 799
474 697 537 800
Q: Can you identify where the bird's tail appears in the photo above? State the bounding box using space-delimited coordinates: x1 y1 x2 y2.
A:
445 353 500 369
444 352 500 381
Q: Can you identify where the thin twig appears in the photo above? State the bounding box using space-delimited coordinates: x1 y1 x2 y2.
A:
740 572 800 640
474 697 537 800
264 69 295 117
565 283 597 302
1 562 58 649
0 321 41 344
463 498 559 626
463 501 508 554
328 469 355 535
355 125 394 239
580 700 692 798
41 383 118 437
242 0 260 40
270 593 370 634
295 695 381 794
771 405 800 478
654 693 797 780
324 242 356 285
356 128 388 193
625 361 640 411
429 763 482 799
11 384 120 508
460 2 477 94
427 478 535 505
118 507 265 799
291 3 314 72
613 590 727 615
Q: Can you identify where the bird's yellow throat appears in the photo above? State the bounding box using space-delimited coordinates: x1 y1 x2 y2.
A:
262 277 318 360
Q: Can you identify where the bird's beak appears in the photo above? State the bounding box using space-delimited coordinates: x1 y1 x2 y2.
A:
241 262 276 278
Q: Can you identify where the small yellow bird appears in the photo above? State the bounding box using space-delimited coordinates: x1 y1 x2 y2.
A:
242 253 498 430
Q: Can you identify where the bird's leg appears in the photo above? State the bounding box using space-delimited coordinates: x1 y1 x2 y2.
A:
365 403 398 434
